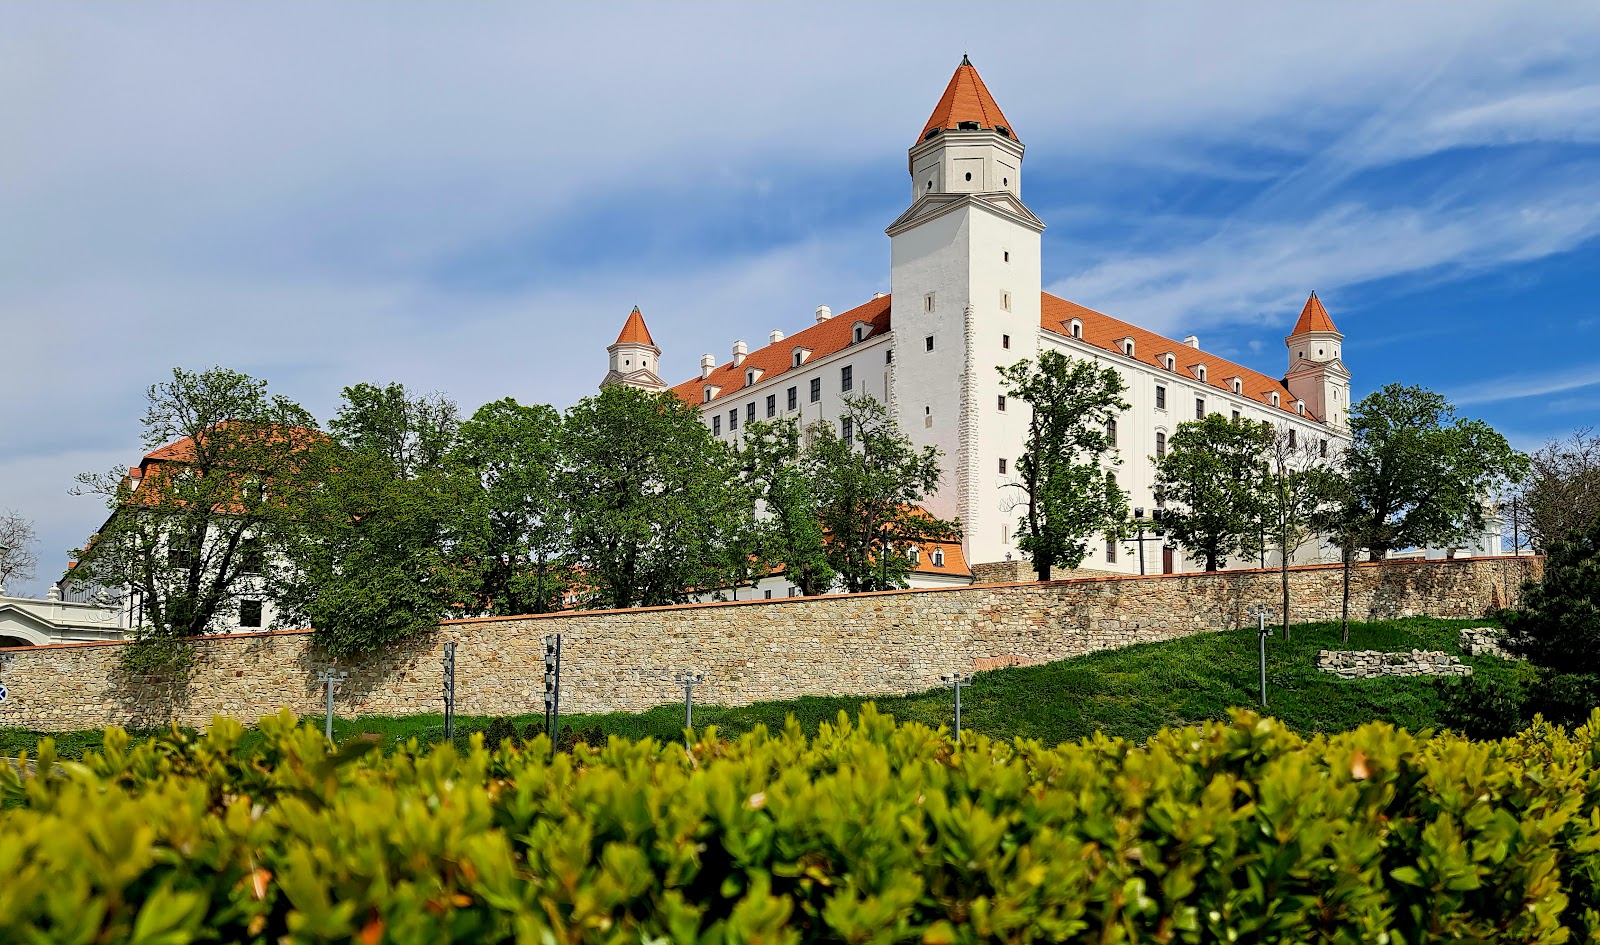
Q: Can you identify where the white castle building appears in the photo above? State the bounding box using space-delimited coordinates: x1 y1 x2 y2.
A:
605 58 1360 586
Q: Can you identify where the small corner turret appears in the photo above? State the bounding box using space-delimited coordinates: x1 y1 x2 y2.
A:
601 305 667 392
1284 292 1352 431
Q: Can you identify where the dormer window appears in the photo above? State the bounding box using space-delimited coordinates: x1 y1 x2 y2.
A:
704 385 720 403
746 368 763 386
1296 400 1306 416
1122 338 1135 357
996 126 1011 138
908 546 921 563
957 120 980 131
1271 392 1281 407
792 347 811 367
1231 377 1243 394
1069 318 1083 339
852 321 874 343
932 548 945 566
1195 364 1207 383
1164 354 1176 371
923 127 940 141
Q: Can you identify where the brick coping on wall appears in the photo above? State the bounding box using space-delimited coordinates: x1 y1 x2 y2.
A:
1 554 1537 654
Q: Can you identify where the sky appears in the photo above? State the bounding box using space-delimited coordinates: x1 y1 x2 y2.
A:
2 3 1599 596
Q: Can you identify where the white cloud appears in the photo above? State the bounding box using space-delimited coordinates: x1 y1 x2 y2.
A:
1448 363 1600 407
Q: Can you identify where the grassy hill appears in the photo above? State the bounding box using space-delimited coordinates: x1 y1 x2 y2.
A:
2 616 1527 759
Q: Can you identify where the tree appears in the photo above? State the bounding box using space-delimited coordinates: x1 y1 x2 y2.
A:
453 399 572 616
71 367 317 642
563 385 754 610
810 396 959 592
1153 415 1273 572
1514 428 1600 553
998 351 1130 581
1500 520 1600 726
1262 425 1339 640
282 383 479 657
0 508 37 593
1337 384 1526 561
741 417 835 596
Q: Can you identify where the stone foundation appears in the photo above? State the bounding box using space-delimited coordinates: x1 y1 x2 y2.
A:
1317 649 1473 679
0 555 1540 732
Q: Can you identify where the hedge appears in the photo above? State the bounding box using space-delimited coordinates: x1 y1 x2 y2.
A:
3 706 1600 943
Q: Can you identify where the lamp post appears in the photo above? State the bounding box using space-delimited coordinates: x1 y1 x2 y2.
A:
675 671 704 743
316 669 347 743
1246 604 1274 707
941 672 970 737
442 641 457 742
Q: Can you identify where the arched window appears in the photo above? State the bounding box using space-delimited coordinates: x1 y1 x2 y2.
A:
932 549 945 567
1070 319 1083 338
1156 430 1166 458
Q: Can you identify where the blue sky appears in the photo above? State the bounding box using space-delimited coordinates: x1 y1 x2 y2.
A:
2 3 1598 595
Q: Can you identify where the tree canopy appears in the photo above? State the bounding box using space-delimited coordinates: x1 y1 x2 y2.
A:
740 417 835 597
1153 414 1273 572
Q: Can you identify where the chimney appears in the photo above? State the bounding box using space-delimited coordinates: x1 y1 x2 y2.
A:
1182 335 1200 349
871 292 886 299
769 329 784 344
815 305 832 323
700 353 715 379
732 340 748 366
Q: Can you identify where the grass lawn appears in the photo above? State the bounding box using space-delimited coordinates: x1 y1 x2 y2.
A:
1 616 1529 760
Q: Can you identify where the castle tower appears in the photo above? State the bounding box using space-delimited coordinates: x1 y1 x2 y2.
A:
1284 292 1352 431
600 306 667 392
886 58 1045 568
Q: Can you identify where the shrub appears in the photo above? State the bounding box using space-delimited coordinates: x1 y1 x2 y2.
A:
3 707 1600 942
1437 674 1526 739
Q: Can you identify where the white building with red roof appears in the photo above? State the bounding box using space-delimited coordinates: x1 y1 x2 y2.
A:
612 58 1365 585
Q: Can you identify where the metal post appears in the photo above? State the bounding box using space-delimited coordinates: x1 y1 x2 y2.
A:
675 671 704 742
941 672 970 738
316 669 347 743
442 641 456 742
1246 605 1274 708
543 634 562 746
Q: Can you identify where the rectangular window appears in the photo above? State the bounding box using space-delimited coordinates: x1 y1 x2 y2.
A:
729 409 738 431
999 458 1007 474
1320 439 1328 458
1105 536 1117 564
1155 385 1166 410
766 394 776 418
885 349 893 363
239 538 265 575
764 589 773 599
1288 429 1297 449
1196 398 1205 420
1232 409 1240 422
747 402 756 423
997 395 1006 411
239 599 263 628
789 587 800 597
809 378 821 403
841 416 854 446
787 386 797 410
1156 431 1166 458
925 335 934 352
1001 291 1011 311
1002 334 1010 349
1106 418 1117 446
712 415 721 436
924 293 935 312
841 365 853 392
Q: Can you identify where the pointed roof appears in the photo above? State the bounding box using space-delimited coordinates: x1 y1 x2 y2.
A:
613 305 656 347
1291 292 1338 335
917 57 1019 145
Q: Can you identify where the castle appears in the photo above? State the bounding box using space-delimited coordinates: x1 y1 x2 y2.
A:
601 58 1355 588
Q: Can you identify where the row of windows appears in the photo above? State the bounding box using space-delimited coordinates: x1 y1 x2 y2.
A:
710 375 835 436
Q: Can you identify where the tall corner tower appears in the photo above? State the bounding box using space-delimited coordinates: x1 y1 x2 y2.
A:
1284 292 1351 431
600 306 667 392
886 57 1046 568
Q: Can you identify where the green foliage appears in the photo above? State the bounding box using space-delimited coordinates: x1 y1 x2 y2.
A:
1333 383 1527 561
1437 673 1530 740
809 396 959 592
1517 427 1600 552
1154 414 1274 571
563 385 755 609
282 383 480 657
454 398 572 615
998 351 1130 580
741 417 836 596
1501 520 1600 727
115 637 196 678
5 703 1600 942
70 366 318 640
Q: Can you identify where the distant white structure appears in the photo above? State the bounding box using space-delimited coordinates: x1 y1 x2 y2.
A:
0 583 125 647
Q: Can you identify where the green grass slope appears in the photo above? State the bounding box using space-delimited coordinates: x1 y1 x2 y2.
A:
2 616 1527 759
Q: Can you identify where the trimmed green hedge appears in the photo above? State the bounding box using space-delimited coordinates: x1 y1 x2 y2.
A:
4 706 1599 943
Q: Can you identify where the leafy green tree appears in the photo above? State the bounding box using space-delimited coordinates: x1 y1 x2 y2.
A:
1336 383 1526 561
454 399 571 616
741 417 835 596
71 367 317 644
1515 428 1600 553
1262 425 1340 640
563 385 754 609
809 395 959 592
1153 415 1273 572
283 383 479 657
1499 520 1600 726
998 350 1130 581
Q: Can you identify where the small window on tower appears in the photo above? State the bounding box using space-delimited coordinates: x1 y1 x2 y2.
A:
958 120 980 131
926 180 933 191
1002 334 1010 349
625 360 630 366
926 335 935 352
999 458 1007 474
924 293 935 313
1003 250 1010 262
964 172 972 181
1001 291 1011 311
997 395 1006 412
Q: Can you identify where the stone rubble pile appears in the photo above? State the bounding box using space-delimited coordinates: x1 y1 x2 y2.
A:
1458 627 1515 659
1316 649 1473 679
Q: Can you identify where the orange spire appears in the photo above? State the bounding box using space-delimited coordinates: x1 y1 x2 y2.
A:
917 56 1018 145
1292 292 1338 334
613 305 655 346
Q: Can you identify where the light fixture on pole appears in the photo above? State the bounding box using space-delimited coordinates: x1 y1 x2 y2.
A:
675 671 705 737
442 641 457 742
940 672 971 738
1246 604 1274 707
542 634 562 746
315 668 347 744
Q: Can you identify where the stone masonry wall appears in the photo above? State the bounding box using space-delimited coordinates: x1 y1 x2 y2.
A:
1316 650 1472 679
0 556 1540 732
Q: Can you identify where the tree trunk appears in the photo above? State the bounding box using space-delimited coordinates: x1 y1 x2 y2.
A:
1036 561 1052 582
1340 546 1352 644
1280 550 1290 642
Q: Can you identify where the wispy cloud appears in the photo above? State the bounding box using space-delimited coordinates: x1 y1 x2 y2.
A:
1448 363 1600 407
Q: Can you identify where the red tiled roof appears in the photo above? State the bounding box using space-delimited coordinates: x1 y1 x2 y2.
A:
672 291 1317 422
614 305 656 346
918 57 1018 145
670 295 892 406
1291 292 1338 335
1039 294 1314 421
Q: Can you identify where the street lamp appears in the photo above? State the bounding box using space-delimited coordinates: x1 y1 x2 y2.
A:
675 671 705 741
1246 604 1274 707
941 672 971 737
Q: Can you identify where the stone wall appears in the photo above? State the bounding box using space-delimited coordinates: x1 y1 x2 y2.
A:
1316 650 1472 679
0 555 1540 732
1459 626 1514 659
